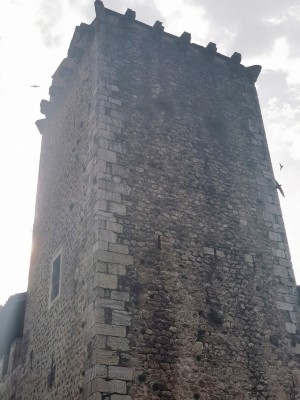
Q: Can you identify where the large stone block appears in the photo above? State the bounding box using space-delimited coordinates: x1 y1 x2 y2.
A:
289 345 300 355
98 189 121 202
111 290 130 301
85 365 108 382
92 378 127 394
90 349 120 366
94 298 125 310
98 229 117 243
97 148 117 163
94 273 118 289
108 366 134 381
109 202 127 216
107 337 130 351
272 248 286 259
92 323 127 337
112 310 131 326
94 250 133 266
273 265 288 278
111 396 132 400
286 322 297 334
293 370 300 387
109 244 129 254
106 221 123 233
290 312 300 324
276 301 294 311
108 264 127 276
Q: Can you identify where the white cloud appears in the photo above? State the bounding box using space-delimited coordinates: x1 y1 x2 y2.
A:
154 0 209 42
34 0 64 47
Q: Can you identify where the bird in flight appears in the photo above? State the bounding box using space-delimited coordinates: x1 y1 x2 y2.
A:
30 85 40 88
274 179 285 198
279 163 283 170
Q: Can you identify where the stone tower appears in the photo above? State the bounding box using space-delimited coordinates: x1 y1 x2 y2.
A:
1 2 300 399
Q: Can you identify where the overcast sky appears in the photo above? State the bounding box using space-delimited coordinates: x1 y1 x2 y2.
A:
0 0 299 305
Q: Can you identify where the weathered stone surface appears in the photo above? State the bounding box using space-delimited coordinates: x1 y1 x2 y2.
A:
94 273 118 289
290 312 300 324
289 345 300 355
107 337 130 351
109 244 129 254
286 323 297 334
111 290 130 302
203 247 214 255
85 365 108 382
108 264 127 276
108 366 134 381
91 378 126 394
112 310 131 326
92 323 126 338
284 294 299 304
109 202 127 216
90 349 120 366
292 370 300 387
276 301 294 311
94 298 125 310
111 396 132 400
94 250 133 266
2 4 299 400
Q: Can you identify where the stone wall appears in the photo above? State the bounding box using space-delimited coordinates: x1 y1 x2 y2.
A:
81 4 300 399
1 2 300 399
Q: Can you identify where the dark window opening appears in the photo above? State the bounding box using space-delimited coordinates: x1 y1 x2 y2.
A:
51 254 61 301
29 350 34 368
47 356 56 389
11 346 17 371
1 352 9 378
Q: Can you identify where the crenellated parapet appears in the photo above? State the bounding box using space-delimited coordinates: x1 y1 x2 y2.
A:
36 1 262 135
245 64 262 83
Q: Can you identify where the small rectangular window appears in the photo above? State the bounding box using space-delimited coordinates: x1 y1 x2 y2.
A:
51 254 61 301
1 352 9 378
47 356 56 390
